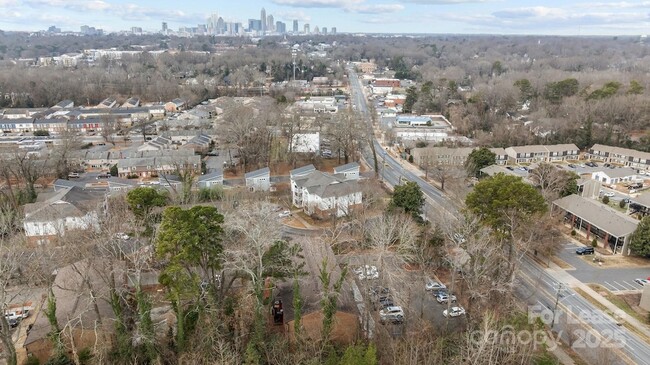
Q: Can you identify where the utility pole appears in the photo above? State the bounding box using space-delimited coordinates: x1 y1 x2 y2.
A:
551 283 563 328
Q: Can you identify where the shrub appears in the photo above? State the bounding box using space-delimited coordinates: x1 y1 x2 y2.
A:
408 155 414 163
602 196 610 204
126 174 139 179
109 164 118 177
571 230 576 236
619 200 627 209
34 130 50 136
592 238 598 247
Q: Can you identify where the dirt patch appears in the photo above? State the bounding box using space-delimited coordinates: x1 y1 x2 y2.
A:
580 253 650 268
285 310 360 345
282 217 308 229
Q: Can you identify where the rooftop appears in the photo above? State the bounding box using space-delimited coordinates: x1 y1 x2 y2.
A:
553 194 639 238
245 167 270 179
290 164 316 178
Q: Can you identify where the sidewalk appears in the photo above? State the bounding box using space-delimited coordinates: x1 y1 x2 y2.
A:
545 261 650 339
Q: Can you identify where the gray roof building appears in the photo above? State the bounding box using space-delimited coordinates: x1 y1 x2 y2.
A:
553 194 638 255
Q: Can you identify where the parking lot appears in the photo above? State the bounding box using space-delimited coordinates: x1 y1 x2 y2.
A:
343 255 466 337
559 242 650 292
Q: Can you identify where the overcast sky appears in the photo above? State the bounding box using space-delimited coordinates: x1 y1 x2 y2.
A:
1 0 649 35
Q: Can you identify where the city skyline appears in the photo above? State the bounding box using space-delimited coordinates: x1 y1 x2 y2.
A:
0 0 649 35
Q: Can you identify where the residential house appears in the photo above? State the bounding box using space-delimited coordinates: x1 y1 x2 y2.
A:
591 168 638 185
586 144 650 171
164 98 187 113
504 144 579 163
98 97 117 108
0 118 34 133
159 174 183 190
121 97 140 108
24 259 118 363
53 179 86 192
291 170 363 218
333 162 360 181
553 194 638 255
138 135 173 152
22 186 103 245
290 164 316 206
197 169 224 189
182 133 212 153
107 178 138 193
245 167 271 192
33 119 67 134
53 100 74 109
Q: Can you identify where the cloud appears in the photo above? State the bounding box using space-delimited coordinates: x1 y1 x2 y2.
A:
441 6 650 32
347 4 405 13
271 0 363 8
275 10 312 22
401 0 491 4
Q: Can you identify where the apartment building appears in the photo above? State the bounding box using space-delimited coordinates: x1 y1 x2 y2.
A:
586 144 650 170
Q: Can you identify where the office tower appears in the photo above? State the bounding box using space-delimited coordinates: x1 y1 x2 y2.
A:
207 13 218 34
331 27 336 34
276 21 286 34
248 19 262 32
304 23 310 34
267 15 274 32
162 22 168 33
261 7 266 33
131 27 142 34
313 26 320 34
322 27 327 35
217 17 225 34
293 20 299 33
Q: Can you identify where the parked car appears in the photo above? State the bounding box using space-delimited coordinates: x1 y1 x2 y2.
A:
639 170 647 176
96 173 111 179
278 210 291 218
67 172 80 178
436 292 457 304
378 296 395 309
379 306 404 324
604 192 615 197
634 278 649 286
425 280 446 291
443 306 466 318
369 286 390 296
567 164 576 168
579 163 586 168
576 247 595 255
354 265 379 280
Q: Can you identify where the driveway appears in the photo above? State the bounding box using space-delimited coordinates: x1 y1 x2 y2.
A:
558 242 650 292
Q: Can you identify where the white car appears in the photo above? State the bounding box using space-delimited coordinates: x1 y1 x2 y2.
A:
278 210 291 218
379 306 404 323
604 192 615 197
355 265 379 280
436 293 457 304
425 280 446 291
639 170 647 176
634 278 649 286
114 233 130 240
443 306 466 317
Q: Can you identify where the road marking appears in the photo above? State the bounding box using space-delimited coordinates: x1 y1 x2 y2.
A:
603 281 619 291
612 281 632 290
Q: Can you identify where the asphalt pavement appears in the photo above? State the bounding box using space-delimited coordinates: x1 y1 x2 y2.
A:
346 64 650 364
558 242 650 292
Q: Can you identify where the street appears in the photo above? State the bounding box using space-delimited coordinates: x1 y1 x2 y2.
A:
346 64 650 364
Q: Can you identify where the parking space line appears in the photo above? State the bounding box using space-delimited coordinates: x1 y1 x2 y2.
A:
621 281 640 290
612 281 632 290
603 281 619 292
